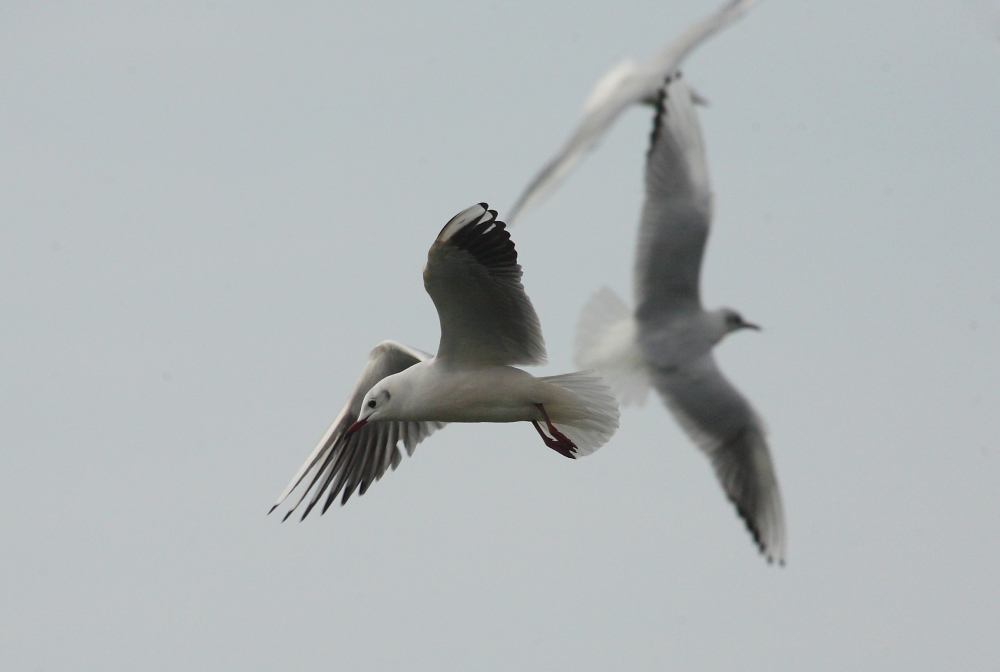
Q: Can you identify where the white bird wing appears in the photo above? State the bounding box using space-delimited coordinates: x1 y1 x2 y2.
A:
270 341 445 521
507 0 757 223
424 203 546 366
650 353 786 564
634 75 712 321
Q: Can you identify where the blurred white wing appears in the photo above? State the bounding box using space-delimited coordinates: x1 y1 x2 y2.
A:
650 354 786 564
634 75 713 322
581 58 639 115
507 0 758 223
424 203 546 366
270 341 445 520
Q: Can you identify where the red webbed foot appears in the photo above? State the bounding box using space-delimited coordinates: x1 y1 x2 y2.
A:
531 403 578 459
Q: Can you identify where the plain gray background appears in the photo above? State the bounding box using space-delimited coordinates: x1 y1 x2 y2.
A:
2 1 999 670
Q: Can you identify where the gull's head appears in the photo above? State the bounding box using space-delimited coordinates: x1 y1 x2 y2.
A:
349 380 398 434
721 308 760 334
710 308 761 342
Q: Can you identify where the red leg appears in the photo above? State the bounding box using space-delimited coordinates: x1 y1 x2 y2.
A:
532 404 577 459
536 404 577 447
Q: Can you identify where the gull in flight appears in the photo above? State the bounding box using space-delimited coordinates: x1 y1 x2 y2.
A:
270 204 620 521
574 75 786 564
507 0 759 224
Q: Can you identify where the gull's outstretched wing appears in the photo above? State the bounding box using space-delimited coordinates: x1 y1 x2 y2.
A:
650 354 786 564
270 341 445 520
634 75 712 321
424 203 546 367
507 0 757 223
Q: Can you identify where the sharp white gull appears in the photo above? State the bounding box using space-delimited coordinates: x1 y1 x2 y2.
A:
271 204 620 521
507 0 758 224
574 76 786 564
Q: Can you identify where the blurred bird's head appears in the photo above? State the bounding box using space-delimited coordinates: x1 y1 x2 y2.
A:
709 307 761 343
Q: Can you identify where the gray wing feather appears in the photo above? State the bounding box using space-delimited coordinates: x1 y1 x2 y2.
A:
424 203 546 366
650 354 786 564
507 0 757 223
269 340 445 520
634 76 713 321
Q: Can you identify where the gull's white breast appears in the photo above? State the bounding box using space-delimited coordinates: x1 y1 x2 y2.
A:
393 359 565 424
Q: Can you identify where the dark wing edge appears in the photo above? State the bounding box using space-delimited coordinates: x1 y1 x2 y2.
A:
652 355 786 564
424 203 546 366
269 340 445 521
645 74 711 201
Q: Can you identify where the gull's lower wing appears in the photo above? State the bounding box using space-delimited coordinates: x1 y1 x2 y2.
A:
270 340 445 520
423 203 546 367
649 353 786 564
506 0 758 223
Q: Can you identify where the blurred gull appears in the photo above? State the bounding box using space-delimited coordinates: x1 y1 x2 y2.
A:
574 76 786 564
507 0 759 223
271 204 620 521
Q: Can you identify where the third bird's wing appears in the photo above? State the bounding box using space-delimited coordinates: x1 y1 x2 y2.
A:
507 0 758 223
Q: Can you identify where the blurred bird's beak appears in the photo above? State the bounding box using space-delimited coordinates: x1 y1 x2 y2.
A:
347 419 368 435
743 322 761 331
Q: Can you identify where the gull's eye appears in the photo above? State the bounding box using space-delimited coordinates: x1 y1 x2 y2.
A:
367 399 376 409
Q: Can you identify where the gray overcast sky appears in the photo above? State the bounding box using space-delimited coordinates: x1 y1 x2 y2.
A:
2 1 999 670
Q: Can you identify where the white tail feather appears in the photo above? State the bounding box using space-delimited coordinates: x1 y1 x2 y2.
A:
574 287 651 406
539 371 620 457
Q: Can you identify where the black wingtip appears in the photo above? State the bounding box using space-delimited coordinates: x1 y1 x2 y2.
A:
445 207 518 271
300 499 319 521
281 509 294 523
267 504 278 516
321 497 336 515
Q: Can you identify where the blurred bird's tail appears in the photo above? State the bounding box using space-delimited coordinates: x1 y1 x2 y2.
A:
574 287 651 406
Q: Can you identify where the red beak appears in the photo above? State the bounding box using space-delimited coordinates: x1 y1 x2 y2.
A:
347 419 368 435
